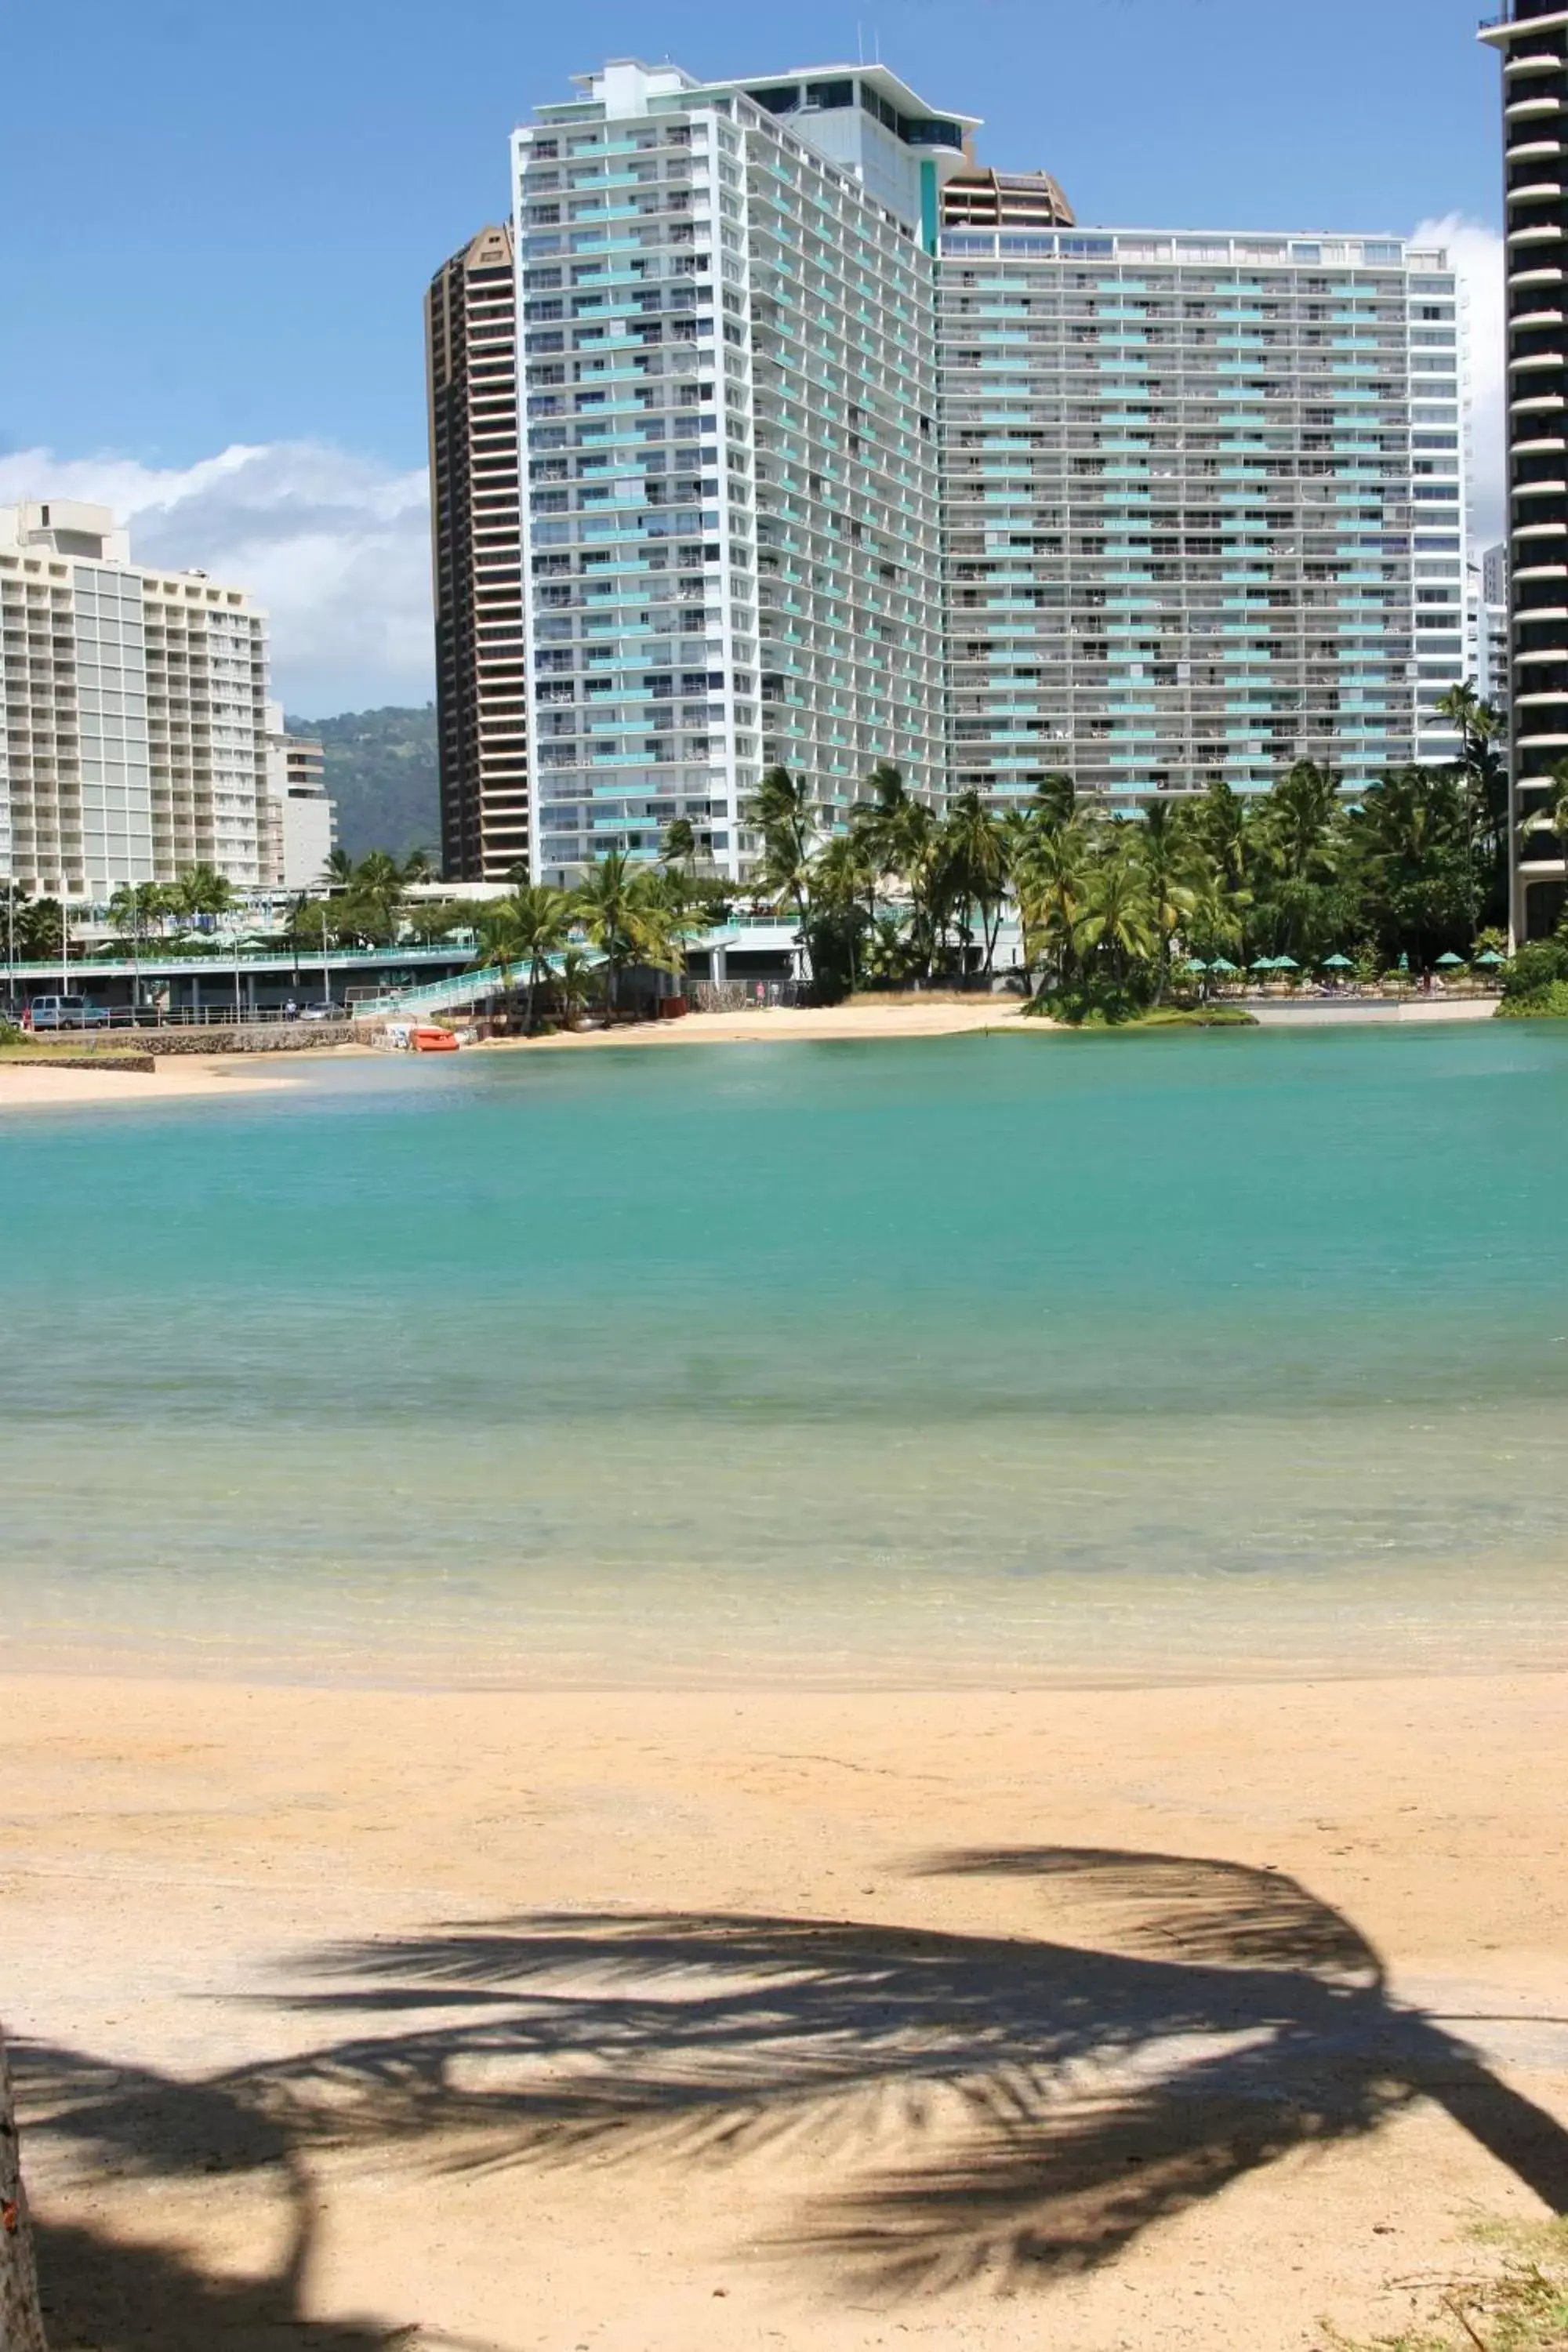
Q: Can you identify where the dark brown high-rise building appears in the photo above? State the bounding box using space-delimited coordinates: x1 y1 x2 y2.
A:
426 224 529 881
1479 2 1568 938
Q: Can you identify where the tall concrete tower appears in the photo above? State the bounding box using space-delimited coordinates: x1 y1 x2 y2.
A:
426 224 529 882
1479 1 1568 938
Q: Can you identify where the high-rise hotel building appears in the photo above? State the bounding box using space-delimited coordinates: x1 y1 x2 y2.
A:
939 222 1463 801
426 224 529 883
506 60 965 880
430 58 1471 878
1480 0 1568 940
0 499 272 899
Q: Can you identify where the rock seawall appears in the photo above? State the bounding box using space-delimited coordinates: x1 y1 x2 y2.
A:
43 1023 358 1057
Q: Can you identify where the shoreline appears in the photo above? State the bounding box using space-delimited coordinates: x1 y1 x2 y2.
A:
502 996 1033 1047
4 1640 1567 1695
0 1053 306 1110
0 997 1515 1106
7 1665 1566 2352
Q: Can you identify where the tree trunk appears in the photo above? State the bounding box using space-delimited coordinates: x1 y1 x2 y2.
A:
0 2027 46 2352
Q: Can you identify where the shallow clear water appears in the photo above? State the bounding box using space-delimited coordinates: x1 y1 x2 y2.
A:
3 1025 1566 1685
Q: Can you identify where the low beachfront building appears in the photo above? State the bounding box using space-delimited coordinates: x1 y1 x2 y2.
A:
0 499 272 903
263 701 336 891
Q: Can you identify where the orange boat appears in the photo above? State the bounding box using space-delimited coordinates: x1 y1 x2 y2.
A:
411 1025 459 1053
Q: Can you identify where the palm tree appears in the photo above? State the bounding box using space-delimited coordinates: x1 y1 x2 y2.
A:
746 766 816 927
1250 761 1345 961
1134 801 1199 1003
503 881 573 1033
809 833 875 991
1079 840 1156 985
107 880 167 946
1435 681 1505 933
471 901 521 1026
107 880 169 1011
1028 772 1077 832
1181 854 1248 985
572 851 689 1019
942 790 1008 982
848 761 920 935
659 817 698 874
554 945 599 1025
170 863 234 931
15 895 64 961
999 808 1047 996
1192 773 1247 882
849 768 944 978
1018 815 1096 990
344 851 407 945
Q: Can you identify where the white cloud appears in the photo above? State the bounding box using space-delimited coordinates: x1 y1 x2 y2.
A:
0 441 434 717
1413 212 1505 556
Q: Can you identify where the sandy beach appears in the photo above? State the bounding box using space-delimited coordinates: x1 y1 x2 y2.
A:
0 1011 1029 1113
509 998 1033 1048
6 1668 1566 2351
0 1057 299 1112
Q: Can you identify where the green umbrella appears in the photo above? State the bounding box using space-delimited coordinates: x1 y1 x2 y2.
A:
1184 956 1210 971
1435 952 1465 967
1273 955 1300 971
1321 953 1354 969
1397 952 1410 973
1249 956 1276 971
1210 957 1240 974
1475 949 1504 967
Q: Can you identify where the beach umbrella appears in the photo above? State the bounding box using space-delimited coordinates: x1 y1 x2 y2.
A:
1475 949 1505 967
1272 955 1300 971
1184 956 1210 971
1249 956 1276 971
1210 957 1240 974
1321 953 1354 969
1398 952 1410 973
1435 952 1465 967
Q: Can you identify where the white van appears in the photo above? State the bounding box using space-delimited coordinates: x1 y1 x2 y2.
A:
27 995 109 1030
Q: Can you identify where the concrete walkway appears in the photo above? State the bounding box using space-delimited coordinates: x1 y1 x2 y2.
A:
1249 996 1498 1025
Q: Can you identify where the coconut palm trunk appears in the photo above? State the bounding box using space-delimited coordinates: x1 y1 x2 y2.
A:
1 2026 47 2352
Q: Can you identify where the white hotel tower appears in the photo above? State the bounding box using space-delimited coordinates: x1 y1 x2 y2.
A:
436 58 1475 878
512 60 970 879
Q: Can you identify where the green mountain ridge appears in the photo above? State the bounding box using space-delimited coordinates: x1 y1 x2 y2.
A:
285 704 441 866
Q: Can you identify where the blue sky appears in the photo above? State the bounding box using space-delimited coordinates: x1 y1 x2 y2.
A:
0 0 1508 709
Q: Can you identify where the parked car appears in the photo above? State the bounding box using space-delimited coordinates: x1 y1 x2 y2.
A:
27 995 110 1030
299 1001 341 1022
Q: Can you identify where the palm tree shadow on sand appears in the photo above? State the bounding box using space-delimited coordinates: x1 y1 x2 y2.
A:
19 1846 1568 2333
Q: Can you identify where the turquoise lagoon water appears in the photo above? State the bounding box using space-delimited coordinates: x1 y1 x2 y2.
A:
2 1024 1566 1685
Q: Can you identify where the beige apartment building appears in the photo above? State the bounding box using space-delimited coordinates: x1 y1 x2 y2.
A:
263 701 335 890
0 499 273 899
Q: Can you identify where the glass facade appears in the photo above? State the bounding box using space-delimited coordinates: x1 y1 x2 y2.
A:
500 64 1472 873
937 230 1461 802
512 64 949 880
